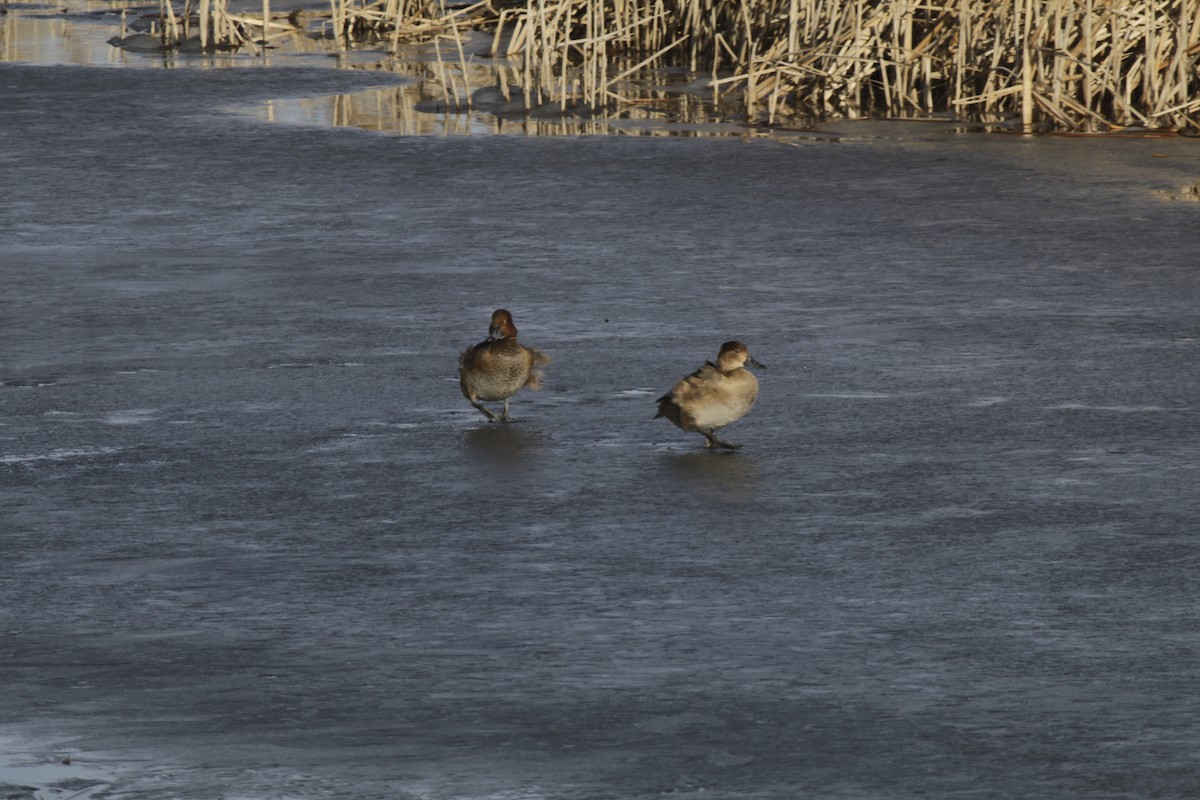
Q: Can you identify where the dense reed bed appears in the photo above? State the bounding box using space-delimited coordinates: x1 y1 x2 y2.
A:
152 0 1200 132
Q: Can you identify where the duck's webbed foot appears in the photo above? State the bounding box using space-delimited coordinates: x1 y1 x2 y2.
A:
702 429 741 450
471 400 502 422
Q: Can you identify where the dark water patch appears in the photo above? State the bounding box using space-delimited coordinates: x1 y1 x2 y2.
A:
1 377 58 388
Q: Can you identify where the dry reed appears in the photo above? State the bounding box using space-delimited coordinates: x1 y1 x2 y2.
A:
141 0 1200 132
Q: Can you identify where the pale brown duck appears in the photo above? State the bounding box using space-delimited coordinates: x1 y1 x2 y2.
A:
656 340 765 449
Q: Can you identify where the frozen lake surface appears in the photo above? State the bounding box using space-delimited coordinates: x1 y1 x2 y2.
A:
3 30 1200 800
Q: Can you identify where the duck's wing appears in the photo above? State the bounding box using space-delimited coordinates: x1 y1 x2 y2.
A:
669 362 723 399
523 344 551 390
459 339 494 369
656 362 721 417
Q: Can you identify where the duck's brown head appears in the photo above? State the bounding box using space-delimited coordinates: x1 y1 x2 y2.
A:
716 340 766 371
488 309 518 340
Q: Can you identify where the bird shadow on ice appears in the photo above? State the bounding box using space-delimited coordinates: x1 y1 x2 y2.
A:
656 449 762 503
460 423 549 472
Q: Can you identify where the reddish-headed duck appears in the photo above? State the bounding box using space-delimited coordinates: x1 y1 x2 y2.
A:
459 309 551 422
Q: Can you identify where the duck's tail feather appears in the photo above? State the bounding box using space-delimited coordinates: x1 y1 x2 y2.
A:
525 347 551 390
655 394 679 421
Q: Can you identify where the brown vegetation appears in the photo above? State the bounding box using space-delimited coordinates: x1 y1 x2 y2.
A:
160 0 1200 132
